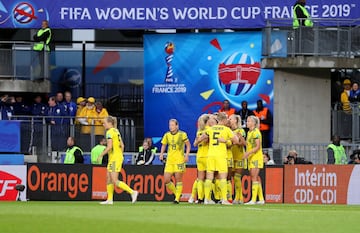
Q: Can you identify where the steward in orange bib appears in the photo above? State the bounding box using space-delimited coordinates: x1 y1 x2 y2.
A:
253 100 272 148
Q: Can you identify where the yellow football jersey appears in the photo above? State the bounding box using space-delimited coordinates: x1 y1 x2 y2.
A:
196 129 209 158
206 124 234 158
161 130 189 164
246 128 263 159
106 127 123 161
232 128 246 161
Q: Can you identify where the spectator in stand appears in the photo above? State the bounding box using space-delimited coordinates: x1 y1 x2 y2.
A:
76 97 86 117
218 99 235 117
283 149 312 164
31 95 47 118
13 95 30 116
56 91 65 106
64 91 77 120
348 150 360 164
327 135 347 164
341 78 352 113
94 101 109 139
77 97 97 151
263 151 275 165
235 100 254 133
30 95 47 152
46 96 66 151
136 138 156 165
0 95 15 120
91 137 107 165
349 82 360 103
75 97 86 125
253 100 272 148
64 136 84 164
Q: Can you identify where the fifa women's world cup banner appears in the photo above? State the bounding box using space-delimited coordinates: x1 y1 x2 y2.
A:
0 0 358 29
144 32 273 148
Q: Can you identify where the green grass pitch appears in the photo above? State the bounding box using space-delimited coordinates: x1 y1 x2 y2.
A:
1 201 360 233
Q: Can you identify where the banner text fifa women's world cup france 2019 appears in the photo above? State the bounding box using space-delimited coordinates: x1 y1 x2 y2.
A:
0 0 358 29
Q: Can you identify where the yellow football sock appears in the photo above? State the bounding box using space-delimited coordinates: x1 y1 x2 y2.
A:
251 181 259 202
166 182 176 194
227 180 233 201
204 179 212 201
234 173 243 201
116 181 133 194
191 180 198 198
258 182 264 201
106 184 114 201
211 182 216 199
214 179 221 200
219 179 227 201
197 180 204 200
175 182 183 202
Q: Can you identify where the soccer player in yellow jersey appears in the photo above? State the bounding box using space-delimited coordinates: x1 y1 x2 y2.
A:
97 116 138 205
159 119 191 204
225 119 234 202
203 112 238 205
188 114 210 203
243 115 265 205
229 114 246 204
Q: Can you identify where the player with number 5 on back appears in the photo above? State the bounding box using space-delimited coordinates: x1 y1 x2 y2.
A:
97 116 138 205
159 119 191 204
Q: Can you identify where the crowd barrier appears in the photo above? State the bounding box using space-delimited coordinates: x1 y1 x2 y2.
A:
1 164 359 204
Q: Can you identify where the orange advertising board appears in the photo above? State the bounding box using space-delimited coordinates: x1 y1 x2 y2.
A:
284 165 357 204
91 165 197 201
265 166 283 203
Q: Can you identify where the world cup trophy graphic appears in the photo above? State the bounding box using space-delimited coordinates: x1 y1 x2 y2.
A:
164 42 175 83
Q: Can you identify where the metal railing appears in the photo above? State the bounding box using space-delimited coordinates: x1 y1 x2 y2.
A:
273 142 359 165
7 116 136 162
332 103 360 143
262 18 360 57
0 41 50 80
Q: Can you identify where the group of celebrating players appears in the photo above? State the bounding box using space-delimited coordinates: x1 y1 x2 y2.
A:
98 111 264 205
159 112 265 205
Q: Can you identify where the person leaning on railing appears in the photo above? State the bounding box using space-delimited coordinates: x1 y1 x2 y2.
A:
77 97 97 134
94 101 109 136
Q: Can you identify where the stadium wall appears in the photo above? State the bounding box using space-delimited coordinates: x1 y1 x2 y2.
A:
273 69 331 144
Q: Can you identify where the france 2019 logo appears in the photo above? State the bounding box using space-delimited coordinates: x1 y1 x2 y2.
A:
218 52 261 96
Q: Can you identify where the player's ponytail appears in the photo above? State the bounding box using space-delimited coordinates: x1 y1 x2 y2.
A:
105 116 118 128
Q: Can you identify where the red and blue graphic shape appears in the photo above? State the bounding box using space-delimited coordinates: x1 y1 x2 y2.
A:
218 52 261 96
13 2 37 24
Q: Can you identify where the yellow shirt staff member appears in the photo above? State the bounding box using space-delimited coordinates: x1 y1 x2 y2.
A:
97 116 138 205
159 119 191 204
243 115 265 205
